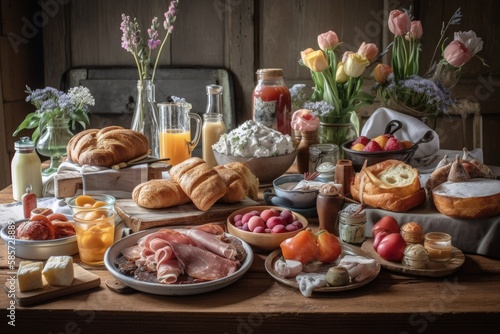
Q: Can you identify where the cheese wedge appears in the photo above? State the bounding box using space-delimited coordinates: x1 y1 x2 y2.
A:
17 261 43 292
42 256 74 286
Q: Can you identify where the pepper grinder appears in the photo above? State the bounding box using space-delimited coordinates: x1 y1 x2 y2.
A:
334 159 355 196
316 183 344 236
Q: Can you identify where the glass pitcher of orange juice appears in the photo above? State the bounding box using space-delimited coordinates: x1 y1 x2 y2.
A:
158 101 202 165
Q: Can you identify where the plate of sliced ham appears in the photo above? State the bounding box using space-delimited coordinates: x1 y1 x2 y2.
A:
104 224 253 295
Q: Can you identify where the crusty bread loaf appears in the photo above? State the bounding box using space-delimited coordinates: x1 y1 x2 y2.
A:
350 159 425 212
214 166 247 203
219 162 259 200
432 179 500 219
67 126 149 167
169 157 227 211
132 179 191 209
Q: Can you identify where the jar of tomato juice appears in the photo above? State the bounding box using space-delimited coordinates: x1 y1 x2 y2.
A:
252 68 292 136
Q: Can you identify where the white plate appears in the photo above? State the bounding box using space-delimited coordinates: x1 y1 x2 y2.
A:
265 243 380 293
104 227 254 295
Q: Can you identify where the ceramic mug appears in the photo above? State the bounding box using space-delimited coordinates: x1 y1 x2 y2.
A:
158 101 202 165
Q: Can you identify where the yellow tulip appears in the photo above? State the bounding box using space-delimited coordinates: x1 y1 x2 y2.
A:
373 63 393 84
344 53 369 78
303 49 329 72
336 62 349 83
300 48 314 66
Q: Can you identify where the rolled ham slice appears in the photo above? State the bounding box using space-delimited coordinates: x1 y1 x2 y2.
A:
181 229 237 260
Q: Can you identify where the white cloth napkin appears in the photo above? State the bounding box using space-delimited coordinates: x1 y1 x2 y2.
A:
361 108 440 159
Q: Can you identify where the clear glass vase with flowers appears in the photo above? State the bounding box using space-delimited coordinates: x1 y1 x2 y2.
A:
120 0 180 157
374 7 486 126
13 86 95 174
296 31 378 151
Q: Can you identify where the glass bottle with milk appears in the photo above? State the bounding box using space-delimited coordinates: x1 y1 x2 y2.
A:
202 84 226 167
11 137 43 201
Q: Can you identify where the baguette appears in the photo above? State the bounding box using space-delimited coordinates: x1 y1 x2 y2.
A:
350 159 425 212
169 157 227 211
132 179 190 209
67 126 149 167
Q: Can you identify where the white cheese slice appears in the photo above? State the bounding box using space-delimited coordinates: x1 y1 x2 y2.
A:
42 256 74 286
17 261 43 292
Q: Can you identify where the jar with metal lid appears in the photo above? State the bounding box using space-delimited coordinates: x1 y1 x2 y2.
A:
338 204 366 245
11 137 43 201
252 68 292 135
308 144 339 175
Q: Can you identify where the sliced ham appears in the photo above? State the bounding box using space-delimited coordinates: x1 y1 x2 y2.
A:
168 242 239 281
181 229 237 260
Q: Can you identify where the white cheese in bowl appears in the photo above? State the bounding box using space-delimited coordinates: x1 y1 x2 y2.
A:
213 120 295 158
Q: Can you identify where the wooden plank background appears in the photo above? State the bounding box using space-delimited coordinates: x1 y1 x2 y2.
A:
1 0 499 190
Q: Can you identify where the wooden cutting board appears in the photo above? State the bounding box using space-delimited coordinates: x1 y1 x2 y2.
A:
6 264 101 306
115 198 260 232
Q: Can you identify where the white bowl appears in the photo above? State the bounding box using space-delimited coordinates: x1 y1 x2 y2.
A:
1 221 78 260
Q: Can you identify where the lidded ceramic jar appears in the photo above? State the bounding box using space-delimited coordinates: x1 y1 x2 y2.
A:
403 244 429 269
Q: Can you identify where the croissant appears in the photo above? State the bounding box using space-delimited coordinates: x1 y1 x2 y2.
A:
214 165 247 203
221 162 259 200
169 157 227 211
67 126 149 167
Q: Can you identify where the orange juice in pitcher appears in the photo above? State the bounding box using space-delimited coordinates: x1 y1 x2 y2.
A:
159 130 191 165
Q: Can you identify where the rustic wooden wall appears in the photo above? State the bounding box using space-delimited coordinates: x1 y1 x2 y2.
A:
1 0 499 191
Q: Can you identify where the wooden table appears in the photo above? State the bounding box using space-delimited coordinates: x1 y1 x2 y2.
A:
1 184 500 333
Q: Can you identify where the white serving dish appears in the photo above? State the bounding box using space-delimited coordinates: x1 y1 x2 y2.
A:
104 227 254 295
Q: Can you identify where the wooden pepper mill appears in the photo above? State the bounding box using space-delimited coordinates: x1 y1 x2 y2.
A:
334 159 355 196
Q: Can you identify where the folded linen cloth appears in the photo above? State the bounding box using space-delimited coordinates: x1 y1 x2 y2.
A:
43 161 148 199
361 108 440 159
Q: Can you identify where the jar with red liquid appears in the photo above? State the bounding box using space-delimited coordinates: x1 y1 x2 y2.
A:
252 68 292 135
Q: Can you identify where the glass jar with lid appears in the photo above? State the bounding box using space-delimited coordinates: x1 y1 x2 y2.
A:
338 204 366 245
11 137 43 201
252 68 292 136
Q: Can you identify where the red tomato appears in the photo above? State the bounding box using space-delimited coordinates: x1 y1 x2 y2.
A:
372 216 400 237
280 229 317 264
314 230 342 263
372 231 389 251
376 233 407 262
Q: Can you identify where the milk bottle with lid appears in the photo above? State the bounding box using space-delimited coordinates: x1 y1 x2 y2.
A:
11 137 43 201
202 84 226 167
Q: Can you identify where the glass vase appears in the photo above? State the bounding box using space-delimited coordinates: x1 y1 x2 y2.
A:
131 80 159 157
36 117 74 175
318 115 357 158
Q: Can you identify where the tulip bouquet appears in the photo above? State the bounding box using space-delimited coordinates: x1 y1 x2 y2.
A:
375 8 485 120
297 31 378 146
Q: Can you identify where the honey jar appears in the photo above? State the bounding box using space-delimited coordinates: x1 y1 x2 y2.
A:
424 232 453 262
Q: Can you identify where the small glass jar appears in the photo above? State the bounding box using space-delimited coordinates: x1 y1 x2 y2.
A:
338 204 366 245
424 232 453 262
308 144 339 175
403 244 429 269
400 222 425 244
252 68 292 136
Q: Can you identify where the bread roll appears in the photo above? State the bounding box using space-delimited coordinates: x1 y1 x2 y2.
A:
432 179 500 219
67 126 149 167
350 159 425 212
169 157 227 211
132 179 191 209
214 166 247 203
220 162 259 200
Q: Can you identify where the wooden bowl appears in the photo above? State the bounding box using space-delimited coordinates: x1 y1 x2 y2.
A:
226 206 308 251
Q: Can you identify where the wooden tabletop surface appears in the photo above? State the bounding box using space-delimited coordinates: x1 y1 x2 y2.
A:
1 182 500 333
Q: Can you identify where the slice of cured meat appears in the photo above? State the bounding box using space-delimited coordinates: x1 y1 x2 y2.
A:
168 242 239 281
181 229 237 260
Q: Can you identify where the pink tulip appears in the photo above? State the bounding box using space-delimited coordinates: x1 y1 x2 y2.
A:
388 10 411 36
406 20 423 40
357 42 379 62
373 64 393 84
317 31 340 51
443 40 473 67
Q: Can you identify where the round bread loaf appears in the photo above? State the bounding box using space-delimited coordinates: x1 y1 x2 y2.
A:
67 126 149 167
432 179 500 219
350 159 425 212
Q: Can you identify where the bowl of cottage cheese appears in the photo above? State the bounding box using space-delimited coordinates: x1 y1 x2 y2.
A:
213 121 297 184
